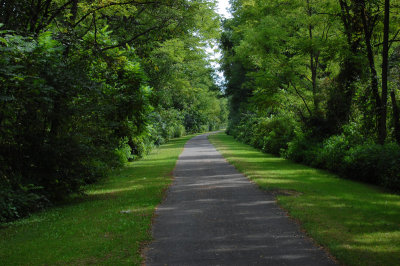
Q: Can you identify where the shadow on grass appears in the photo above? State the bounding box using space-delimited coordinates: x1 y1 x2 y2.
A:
209 133 400 266
0 134 193 265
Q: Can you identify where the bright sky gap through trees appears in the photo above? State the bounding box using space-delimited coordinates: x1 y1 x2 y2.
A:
207 0 232 88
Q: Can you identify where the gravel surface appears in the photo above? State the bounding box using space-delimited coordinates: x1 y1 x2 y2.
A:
144 134 335 266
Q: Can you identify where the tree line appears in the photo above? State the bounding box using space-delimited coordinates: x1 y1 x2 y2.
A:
0 0 227 222
221 0 400 191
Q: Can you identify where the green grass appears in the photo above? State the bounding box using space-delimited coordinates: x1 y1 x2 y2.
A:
0 135 193 265
209 132 400 266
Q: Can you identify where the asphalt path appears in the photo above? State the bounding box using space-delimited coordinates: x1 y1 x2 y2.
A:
144 133 335 266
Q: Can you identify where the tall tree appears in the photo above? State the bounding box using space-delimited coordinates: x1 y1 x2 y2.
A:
381 0 390 143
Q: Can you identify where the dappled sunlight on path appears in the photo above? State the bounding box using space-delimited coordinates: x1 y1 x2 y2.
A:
209 133 400 266
145 134 335 265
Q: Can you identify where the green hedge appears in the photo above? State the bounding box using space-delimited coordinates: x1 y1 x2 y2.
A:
229 114 400 192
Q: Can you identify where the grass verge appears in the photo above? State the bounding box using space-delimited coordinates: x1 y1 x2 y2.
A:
0 135 193 265
209 132 400 266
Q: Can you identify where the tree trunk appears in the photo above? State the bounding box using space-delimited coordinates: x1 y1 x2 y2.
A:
326 0 363 133
391 90 400 143
307 0 319 113
357 0 385 143
338 0 352 44
379 0 390 144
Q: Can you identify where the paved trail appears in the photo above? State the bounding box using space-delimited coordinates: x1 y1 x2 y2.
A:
145 134 335 266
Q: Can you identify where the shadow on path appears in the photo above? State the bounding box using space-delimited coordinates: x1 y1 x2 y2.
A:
144 134 335 266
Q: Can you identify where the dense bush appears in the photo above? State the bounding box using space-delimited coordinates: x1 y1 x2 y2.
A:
284 131 400 192
317 135 349 171
284 133 323 167
343 143 400 190
0 1 227 223
229 115 400 192
0 33 227 223
231 113 296 155
221 0 400 194
0 32 151 221
260 117 295 155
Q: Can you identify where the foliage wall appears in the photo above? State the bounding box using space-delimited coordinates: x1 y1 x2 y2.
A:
221 0 400 192
0 0 227 222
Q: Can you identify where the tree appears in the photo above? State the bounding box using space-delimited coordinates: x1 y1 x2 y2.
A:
0 0 227 222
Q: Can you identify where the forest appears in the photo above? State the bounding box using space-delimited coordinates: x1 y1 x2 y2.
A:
221 0 400 193
1 0 400 224
0 0 227 222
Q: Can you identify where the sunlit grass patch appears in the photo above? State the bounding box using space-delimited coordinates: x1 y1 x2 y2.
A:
0 135 193 265
209 132 400 266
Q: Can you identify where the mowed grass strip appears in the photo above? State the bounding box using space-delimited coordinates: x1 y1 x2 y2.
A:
209 132 400 266
0 135 193 265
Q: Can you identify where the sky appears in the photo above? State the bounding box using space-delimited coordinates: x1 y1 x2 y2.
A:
209 0 232 87
216 0 232 19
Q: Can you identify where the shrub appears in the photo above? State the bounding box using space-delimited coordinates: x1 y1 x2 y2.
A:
343 143 400 191
173 124 186 138
284 132 321 165
0 31 153 221
0 185 47 223
259 116 295 155
115 139 134 165
231 113 296 155
228 110 400 193
317 135 349 172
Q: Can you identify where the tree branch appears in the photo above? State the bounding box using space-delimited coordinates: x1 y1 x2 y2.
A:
73 0 168 28
100 19 172 51
289 82 312 116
